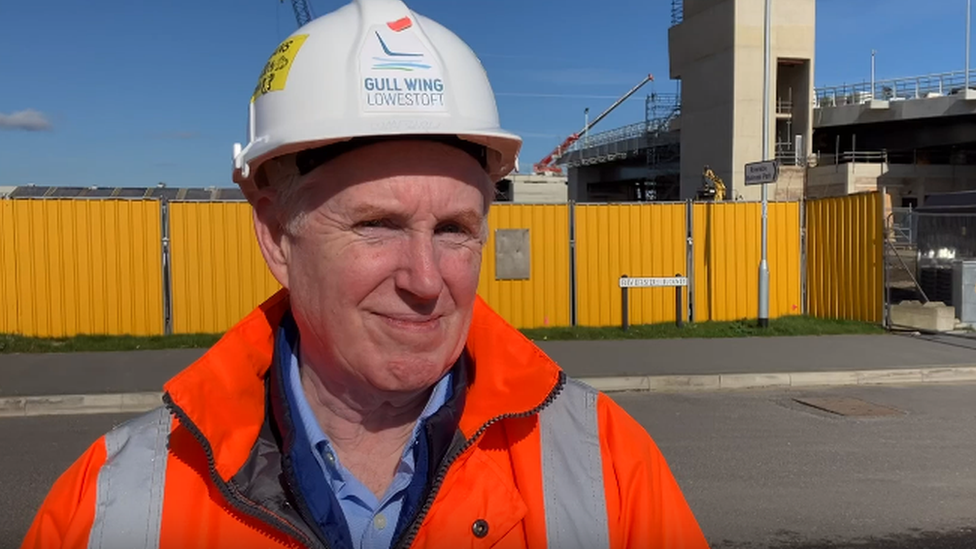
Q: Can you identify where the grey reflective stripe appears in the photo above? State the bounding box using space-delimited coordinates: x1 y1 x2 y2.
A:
539 377 610 549
88 406 171 549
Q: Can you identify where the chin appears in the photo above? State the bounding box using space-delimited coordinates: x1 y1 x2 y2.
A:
367 350 460 393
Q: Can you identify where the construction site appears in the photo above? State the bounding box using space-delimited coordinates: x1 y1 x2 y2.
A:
2 0 976 337
6 0 975 207
502 0 976 210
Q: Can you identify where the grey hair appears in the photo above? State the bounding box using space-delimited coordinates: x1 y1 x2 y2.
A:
262 153 311 235
262 153 496 242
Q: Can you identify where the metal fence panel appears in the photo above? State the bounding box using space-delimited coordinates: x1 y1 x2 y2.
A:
692 202 802 322
806 192 884 322
477 204 571 329
0 199 164 337
575 203 687 327
168 202 281 334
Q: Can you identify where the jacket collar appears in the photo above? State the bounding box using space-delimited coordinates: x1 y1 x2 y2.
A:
163 289 563 482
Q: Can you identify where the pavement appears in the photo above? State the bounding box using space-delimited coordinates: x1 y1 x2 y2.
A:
0 332 975 417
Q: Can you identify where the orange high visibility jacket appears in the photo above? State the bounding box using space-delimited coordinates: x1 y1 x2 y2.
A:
21 290 710 549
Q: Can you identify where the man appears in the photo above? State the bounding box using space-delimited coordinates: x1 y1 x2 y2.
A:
21 1 710 548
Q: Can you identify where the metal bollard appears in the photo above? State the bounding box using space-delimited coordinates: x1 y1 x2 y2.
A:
620 275 629 331
675 273 684 328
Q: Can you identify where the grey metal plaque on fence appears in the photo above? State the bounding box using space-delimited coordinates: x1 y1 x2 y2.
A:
495 229 530 280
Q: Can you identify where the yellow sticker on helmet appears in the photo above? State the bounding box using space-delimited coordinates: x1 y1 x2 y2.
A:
251 34 309 102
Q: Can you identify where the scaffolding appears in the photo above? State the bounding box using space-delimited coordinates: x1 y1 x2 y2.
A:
553 89 682 201
815 68 976 107
642 91 682 201
671 0 683 26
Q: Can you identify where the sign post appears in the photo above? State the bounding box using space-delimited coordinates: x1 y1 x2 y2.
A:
744 159 778 329
618 275 688 331
758 0 773 329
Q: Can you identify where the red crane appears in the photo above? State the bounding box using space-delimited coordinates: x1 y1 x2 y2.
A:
532 74 654 175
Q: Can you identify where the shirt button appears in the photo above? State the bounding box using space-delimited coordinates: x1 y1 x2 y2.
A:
324 451 336 465
374 514 387 530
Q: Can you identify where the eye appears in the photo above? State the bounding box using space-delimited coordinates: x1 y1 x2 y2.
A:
356 218 396 230
436 222 465 234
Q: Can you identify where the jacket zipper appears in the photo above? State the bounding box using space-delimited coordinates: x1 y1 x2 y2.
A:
392 371 567 549
162 393 327 549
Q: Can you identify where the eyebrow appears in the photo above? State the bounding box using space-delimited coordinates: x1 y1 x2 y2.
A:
348 203 484 227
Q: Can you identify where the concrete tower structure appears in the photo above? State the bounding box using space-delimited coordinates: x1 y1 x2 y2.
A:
669 0 815 200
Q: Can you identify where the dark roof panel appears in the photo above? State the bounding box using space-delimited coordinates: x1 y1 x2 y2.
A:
115 188 150 198
85 188 119 197
181 188 214 200
9 186 48 198
50 187 90 198
215 188 246 201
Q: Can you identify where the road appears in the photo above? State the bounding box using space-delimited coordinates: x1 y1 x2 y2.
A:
3 333 975 397
3 384 976 548
623 383 976 548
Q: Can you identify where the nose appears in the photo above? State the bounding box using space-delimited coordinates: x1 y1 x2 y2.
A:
395 233 444 303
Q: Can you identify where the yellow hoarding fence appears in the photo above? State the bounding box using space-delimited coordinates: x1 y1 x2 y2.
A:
168 202 282 335
692 202 802 322
0 199 164 338
575 203 688 327
806 192 884 323
0 196 885 337
478 204 571 329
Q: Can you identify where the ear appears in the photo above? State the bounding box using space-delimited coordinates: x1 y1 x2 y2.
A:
252 192 291 290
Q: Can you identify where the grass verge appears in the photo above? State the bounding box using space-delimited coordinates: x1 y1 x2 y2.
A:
1 316 884 354
0 334 222 354
521 315 885 341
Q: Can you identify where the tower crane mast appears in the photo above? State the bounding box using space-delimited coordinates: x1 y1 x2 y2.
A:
281 0 315 28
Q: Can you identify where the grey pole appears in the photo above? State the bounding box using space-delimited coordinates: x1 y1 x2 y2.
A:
758 0 771 328
584 108 590 148
871 50 877 100
967 0 972 91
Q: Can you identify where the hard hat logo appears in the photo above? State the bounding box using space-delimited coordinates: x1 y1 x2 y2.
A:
372 33 429 70
359 24 447 113
232 0 522 196
252 34 309 103
386 16 413 32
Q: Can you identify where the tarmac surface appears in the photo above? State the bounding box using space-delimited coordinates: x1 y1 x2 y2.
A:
624 383 976 548
4 383 976 549
1 332 974 398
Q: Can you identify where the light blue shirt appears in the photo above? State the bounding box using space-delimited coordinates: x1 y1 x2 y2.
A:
285 345 452 549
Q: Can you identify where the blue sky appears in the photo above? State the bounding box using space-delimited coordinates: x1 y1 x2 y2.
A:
1 0 973 188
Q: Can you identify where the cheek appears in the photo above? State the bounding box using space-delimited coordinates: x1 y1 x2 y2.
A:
287 239 400 311
438 244 483 303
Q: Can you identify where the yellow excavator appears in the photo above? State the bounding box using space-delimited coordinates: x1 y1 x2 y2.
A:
697 165 727 201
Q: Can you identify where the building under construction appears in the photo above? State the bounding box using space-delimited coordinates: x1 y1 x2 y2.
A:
535 0 816 203
557 92 682 202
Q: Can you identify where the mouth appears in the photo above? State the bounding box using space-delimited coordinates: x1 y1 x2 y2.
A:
374 313 443 332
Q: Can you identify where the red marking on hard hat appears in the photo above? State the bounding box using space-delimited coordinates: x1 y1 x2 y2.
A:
388 17 412 32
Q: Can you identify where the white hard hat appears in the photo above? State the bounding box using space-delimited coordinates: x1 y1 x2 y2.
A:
232 0 523 198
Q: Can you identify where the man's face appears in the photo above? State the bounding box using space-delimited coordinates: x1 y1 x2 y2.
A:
255 140 491 395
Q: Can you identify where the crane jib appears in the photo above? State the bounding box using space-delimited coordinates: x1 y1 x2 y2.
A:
533 74 654 174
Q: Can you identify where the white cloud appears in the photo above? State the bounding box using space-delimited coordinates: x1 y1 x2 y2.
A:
0 109 53 131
